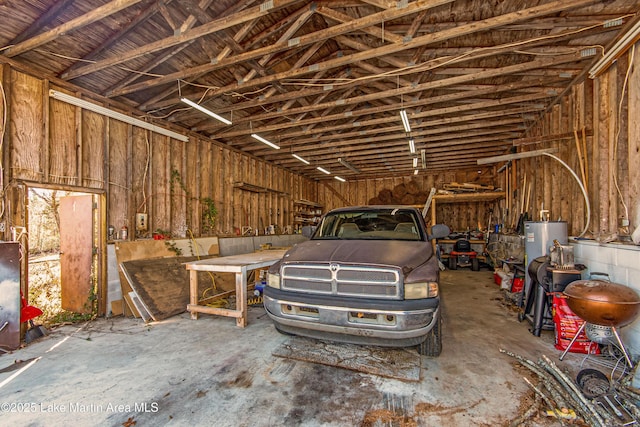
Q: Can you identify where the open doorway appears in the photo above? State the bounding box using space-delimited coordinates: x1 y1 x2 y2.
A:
27 188 101 326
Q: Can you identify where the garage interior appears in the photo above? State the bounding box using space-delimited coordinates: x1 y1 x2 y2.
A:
1 0 640 425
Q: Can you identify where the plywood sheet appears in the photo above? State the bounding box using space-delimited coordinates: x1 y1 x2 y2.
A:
120 256 234 321
272 336 421 382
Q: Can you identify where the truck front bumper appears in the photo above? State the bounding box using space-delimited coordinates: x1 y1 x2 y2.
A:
263 293 439 348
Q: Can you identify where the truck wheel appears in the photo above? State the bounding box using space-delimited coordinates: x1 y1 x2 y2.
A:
448 256 456 270
417 315 442 357
472 258 479 271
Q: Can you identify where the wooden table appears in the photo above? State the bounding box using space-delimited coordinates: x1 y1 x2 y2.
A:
185 250 287 327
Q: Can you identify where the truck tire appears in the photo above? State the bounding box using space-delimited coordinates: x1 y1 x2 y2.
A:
417 315 442 357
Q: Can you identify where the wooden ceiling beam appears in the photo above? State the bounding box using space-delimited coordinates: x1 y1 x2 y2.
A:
114 0 596 100
198 50 584 133
61 0 174 79
213 88 553 140
274 140 511 168
243 106 539 148
62 0 304 80
5 0 144 57
9 0 77 44
106 0 456 95
211 76 558 136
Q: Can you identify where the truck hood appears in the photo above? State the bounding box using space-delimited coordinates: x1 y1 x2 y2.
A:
282 239 433 272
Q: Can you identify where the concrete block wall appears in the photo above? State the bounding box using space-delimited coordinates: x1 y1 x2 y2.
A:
488 233 525 263
570 241 640 357
218 234 308 256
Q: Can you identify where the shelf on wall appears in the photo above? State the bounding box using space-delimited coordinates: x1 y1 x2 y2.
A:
233 182 288 196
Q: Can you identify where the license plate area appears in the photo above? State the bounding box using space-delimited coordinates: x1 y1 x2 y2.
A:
282 304 319 318
348 311 396 326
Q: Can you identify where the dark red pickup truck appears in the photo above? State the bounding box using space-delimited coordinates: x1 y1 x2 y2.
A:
263 206 449 356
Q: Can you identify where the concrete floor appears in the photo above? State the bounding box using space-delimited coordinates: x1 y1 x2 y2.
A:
0 270 590 426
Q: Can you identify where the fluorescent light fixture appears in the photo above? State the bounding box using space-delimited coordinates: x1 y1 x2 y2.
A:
400 109 411 133
180 97 231 125
590 19 640 78
317 166 331 175
412 158 418 168
421 149 427 169
49 89 188 142
334 176 346 182
338 157 361 173
414 169 419 175
409 138 416 154
251 133 280 149
292 154 310 164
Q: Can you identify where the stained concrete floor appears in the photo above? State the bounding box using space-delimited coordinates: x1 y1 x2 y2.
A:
0 270 592 426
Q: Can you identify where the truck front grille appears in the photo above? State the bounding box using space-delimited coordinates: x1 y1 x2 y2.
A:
281 264 401 299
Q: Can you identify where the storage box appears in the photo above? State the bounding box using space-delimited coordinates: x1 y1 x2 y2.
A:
511 277 524 293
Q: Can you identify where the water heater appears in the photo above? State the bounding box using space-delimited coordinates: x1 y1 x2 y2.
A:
523 221 568 293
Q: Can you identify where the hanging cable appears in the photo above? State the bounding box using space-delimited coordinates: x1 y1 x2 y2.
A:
542 153 590 238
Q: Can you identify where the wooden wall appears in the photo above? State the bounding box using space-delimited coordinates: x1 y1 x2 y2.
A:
2 41 639 241
317 169 499 232
0 65 318 239
518 44 640 238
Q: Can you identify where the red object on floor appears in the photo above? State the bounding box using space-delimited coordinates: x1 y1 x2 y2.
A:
20 292 43 323
511 277 524 293
552 293 600 354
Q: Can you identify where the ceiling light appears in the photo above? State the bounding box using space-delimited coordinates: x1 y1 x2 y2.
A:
334 176 346 182
414 170 419 175
251 133 280 150
421 149 426 169
181 97 231 125
412 158 418 168
49 89 188 142
292 154 310 164
317 167 331 175
338 157 361 173
590 18 640 78
409 138 415 154
400 109 411 133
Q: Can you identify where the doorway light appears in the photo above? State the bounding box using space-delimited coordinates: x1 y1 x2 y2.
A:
251 133 280 150
400 109 411 133
49 89 188 142
181 97 231 125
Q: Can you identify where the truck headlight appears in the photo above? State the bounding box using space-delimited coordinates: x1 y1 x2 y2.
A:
267 272 280 289
405 282 438 299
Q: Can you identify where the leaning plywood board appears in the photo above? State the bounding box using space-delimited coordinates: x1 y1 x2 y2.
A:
115 240 174 317
120 256 235 321
114 237 220 317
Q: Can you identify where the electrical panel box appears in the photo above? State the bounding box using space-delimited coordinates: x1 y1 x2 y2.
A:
0 242 21 350
135 213 148 231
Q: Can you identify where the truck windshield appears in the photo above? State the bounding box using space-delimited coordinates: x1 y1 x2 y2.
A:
313 209 423 241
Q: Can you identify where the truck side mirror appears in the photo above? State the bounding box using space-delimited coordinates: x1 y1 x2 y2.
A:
428 224 450 240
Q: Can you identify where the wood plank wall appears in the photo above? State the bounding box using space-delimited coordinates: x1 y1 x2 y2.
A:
317 169 499 233
2 43 640 241
0 65 319 239
518 45 639 238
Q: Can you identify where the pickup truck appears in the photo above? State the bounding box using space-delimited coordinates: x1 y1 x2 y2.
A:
263 206 449 356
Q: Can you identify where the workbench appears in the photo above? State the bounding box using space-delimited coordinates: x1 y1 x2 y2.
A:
185 250 287 327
